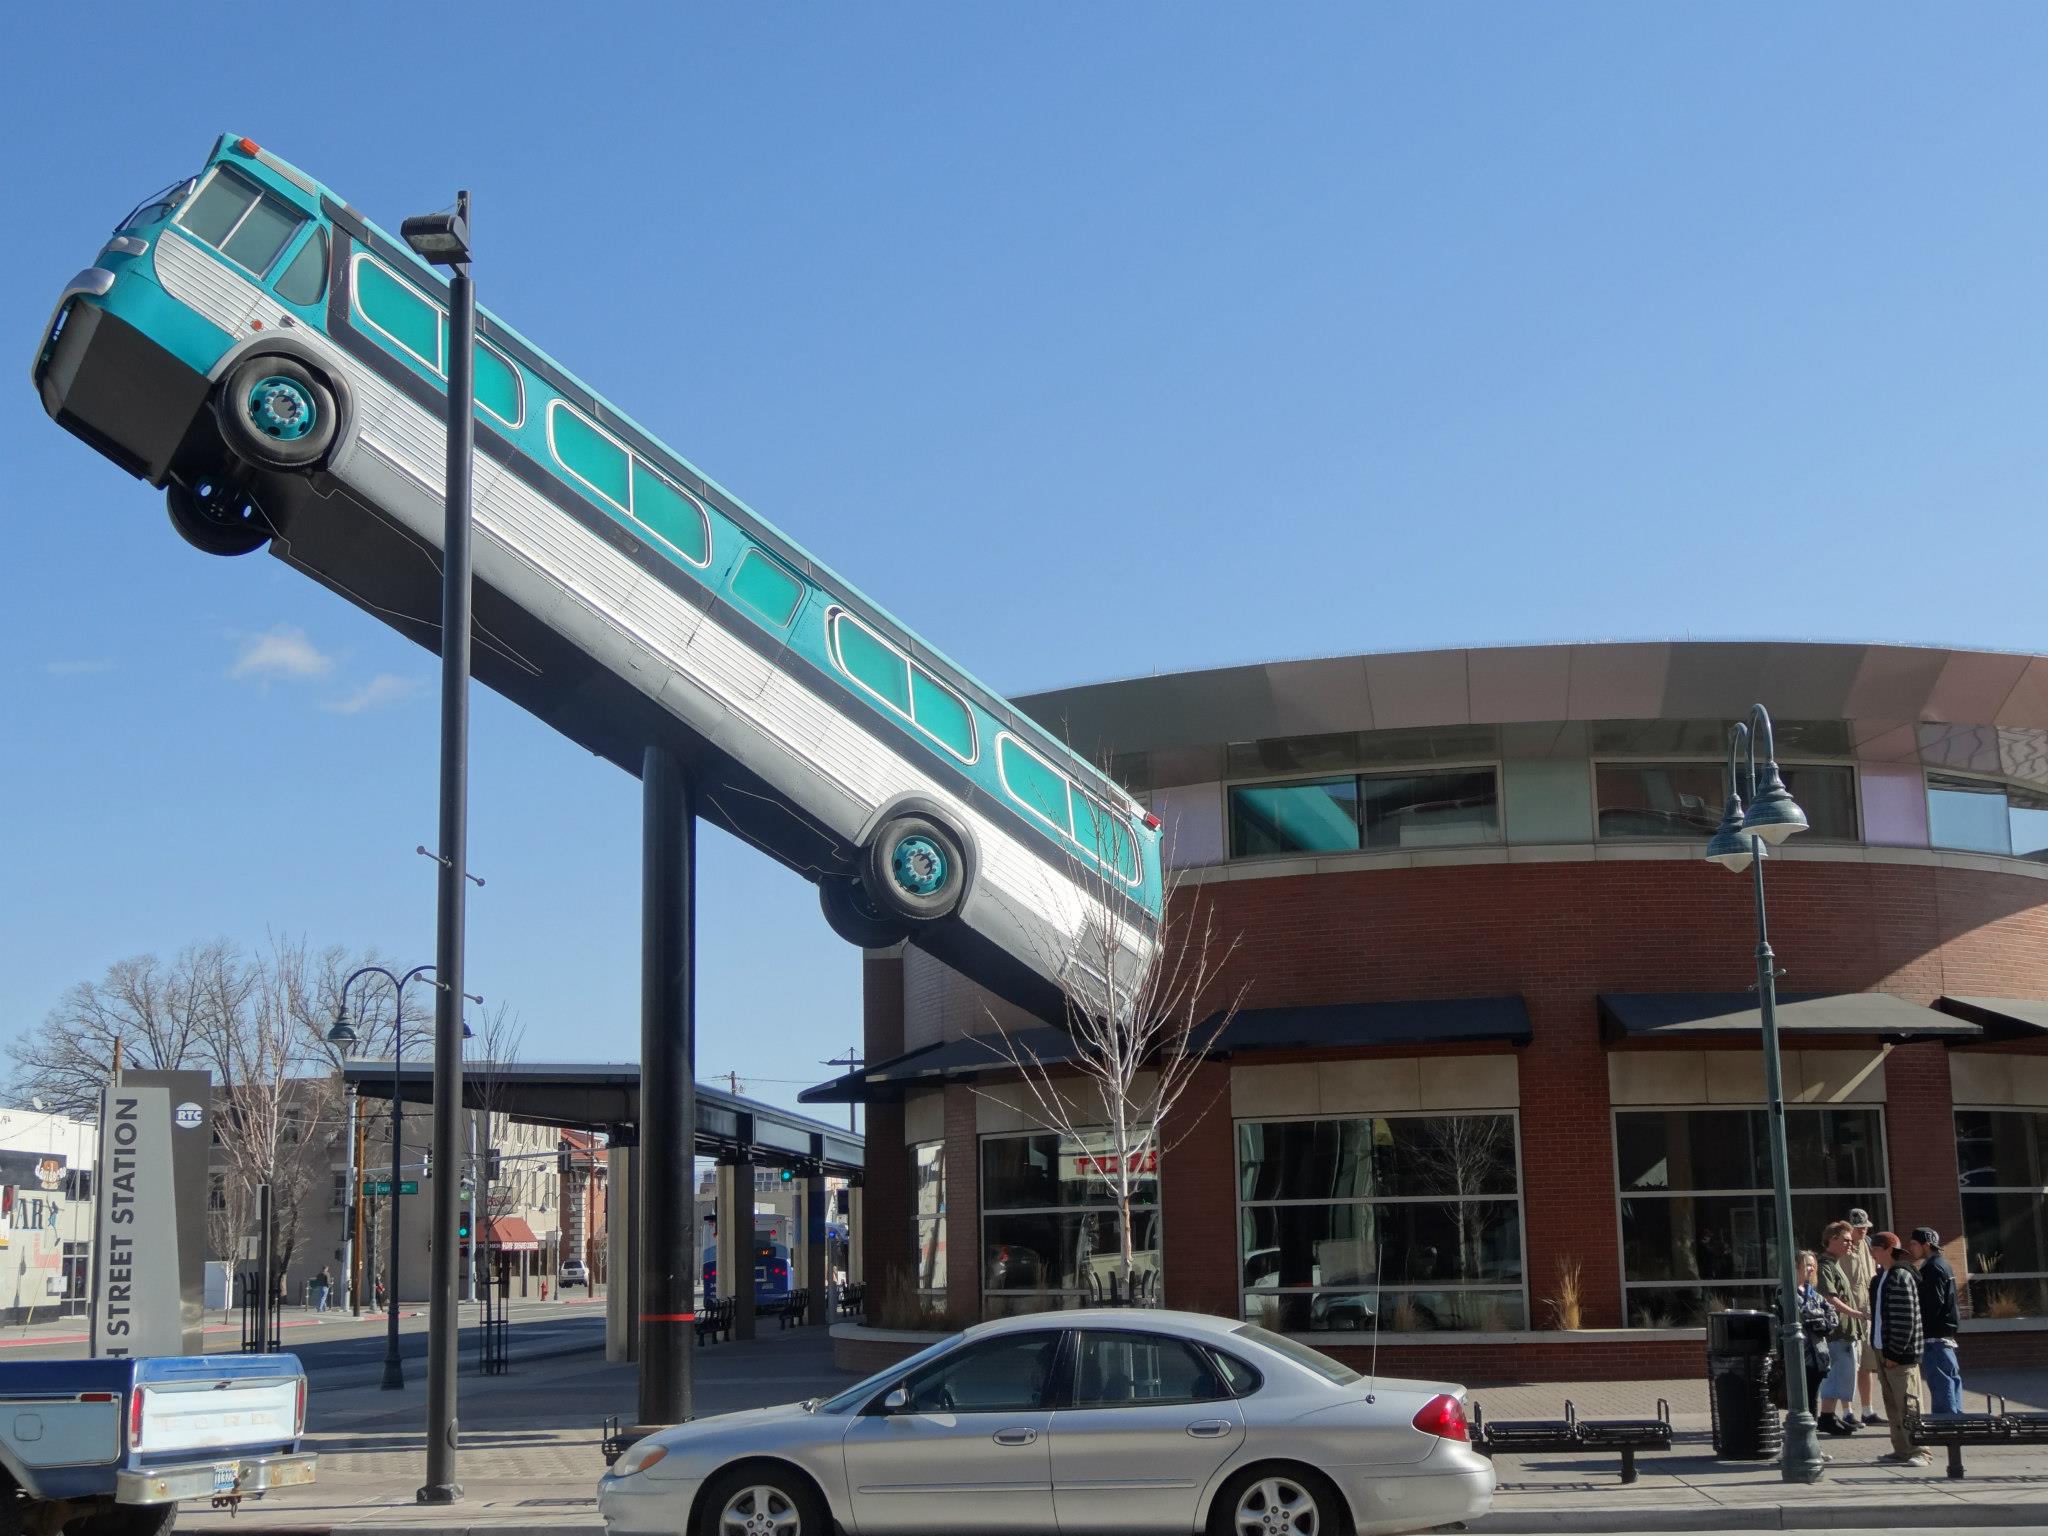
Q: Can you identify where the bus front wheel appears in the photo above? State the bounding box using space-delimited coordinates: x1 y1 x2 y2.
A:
864 814 968 924
218 354 338 471
819 877 908 949
167 478 270 557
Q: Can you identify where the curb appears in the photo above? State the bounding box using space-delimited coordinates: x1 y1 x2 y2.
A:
1471 1500 2048 1532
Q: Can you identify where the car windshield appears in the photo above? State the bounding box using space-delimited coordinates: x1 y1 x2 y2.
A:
119 176 194 232
815 1331 965 1414
1233 1323 1362 1386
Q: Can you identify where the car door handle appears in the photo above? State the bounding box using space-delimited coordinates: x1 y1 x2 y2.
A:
1186 1420 1234 1438
992 1427 1038 1446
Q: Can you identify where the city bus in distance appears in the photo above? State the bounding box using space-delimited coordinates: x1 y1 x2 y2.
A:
32 134 1161 1022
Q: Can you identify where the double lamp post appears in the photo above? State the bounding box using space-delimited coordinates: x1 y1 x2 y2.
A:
1703 703 1823 1485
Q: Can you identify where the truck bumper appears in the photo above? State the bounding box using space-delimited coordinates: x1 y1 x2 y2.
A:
116 1450 317 1505
32 270 212 488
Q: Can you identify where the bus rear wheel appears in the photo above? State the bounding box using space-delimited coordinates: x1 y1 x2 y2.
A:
166 477 270 557
864 814 968 924
218 354 337 471
819 877 908 949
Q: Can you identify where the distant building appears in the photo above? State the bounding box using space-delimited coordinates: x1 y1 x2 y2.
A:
0 1106 96 1324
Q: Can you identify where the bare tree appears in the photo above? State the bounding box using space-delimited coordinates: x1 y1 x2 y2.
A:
980 815 1247 1302
468 1003 526 1300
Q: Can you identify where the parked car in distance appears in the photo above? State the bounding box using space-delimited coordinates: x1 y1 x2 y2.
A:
560 1258 590 1289
598 1306 1492 1536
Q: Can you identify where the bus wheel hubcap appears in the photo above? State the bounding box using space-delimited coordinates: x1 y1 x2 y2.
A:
248 376 316 441
890 836 948 896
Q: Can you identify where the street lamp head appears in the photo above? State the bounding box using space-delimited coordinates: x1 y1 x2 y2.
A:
1741 759 1809 845
326 1010 360 1048
400 210 471 267
1705 794 1760 872
460 1019 476 1041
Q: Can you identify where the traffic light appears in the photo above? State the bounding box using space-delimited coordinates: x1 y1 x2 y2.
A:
779 1167 794 1185
457 1211 472 1242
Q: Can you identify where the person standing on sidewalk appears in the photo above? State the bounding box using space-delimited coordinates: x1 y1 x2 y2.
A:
1905 1226 1963 1414
1816 1222 1867 1435
1868 1232 1930 1465
1842 1206 1879 1425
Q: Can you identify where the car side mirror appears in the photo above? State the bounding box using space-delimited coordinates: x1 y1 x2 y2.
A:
882 1386 908 1413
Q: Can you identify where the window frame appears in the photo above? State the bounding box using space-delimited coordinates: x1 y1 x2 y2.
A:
978 1127 1163 1311
729 548 807 628
1225 759 1504 861
1591 757 1862 845
1234 1106 1530 1335
1926 770 2048 859
352 252 526 429
1954 1103 2048 1313
627 457 714 569
877 1327 1069 1416
1610 1101 1893 1325
827 606 979 764
1061 1327 1233 1409
174 163 305 281
995 732 1144 886
911 1138 947 1296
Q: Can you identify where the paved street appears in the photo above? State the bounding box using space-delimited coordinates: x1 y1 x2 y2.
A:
161 1318 2048 1533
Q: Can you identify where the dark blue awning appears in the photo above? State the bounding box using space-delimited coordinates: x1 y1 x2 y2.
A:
1599 991 1979 1043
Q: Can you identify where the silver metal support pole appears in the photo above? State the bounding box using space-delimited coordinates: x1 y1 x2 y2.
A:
340 1090 357 1313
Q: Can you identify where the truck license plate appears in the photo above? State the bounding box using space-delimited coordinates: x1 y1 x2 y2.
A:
213 1463 238 1494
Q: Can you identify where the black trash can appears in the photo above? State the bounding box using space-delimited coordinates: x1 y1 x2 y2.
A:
1707 1309 1783 1459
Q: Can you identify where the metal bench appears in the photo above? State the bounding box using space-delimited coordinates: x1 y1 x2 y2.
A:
779 1288 812 1329
839 1281 867 1318
1473 1399 1672 1484
694 1297 734 1346
1909 1396 2048 1481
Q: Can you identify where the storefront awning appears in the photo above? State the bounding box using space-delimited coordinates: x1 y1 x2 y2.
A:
1935 996 2048 1039
1599 991 1982 1043
481 1217 541 1253
801 996 1532 1104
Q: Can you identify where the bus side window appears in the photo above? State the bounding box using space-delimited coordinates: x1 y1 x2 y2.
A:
999 736 1073 835
911 667 976 760
474 343 523 428
177 165 303 278
730 550 805 628
1074 790 1139 881
833 613 910 711
274 227 327 307
548 401 631 512
631 462 710 565
356 256 444 371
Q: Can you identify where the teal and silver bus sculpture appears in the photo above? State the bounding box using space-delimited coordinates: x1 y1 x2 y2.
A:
33 133 1161 1022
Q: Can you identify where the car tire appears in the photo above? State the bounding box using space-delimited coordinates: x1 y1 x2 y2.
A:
217 355 338 472
861 814 967 924
166 477 271 557
73 1501 178 1536
1208 1464 1350 1536
695 1463 827 1536
818 876 909 949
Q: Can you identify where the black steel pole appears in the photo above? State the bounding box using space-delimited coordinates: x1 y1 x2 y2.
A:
383 1040 405 1389
637 744 695 1428
256 1182 273 1354
421 190 475 1505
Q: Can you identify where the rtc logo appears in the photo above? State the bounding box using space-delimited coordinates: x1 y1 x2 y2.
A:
174 1102 205 1131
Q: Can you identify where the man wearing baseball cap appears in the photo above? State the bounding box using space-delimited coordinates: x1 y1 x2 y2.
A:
1906 1227 1963 1414
1842 1207 1878 1427
1868 1231 1930 1464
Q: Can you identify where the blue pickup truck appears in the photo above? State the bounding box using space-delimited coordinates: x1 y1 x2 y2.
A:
0 1353 315 1534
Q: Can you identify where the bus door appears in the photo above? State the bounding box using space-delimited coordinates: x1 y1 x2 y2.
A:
689 546 812 705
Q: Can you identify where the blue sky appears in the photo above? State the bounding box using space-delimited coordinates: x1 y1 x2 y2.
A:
3 4 2044 1120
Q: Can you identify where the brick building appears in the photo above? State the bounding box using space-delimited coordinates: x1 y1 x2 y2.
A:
808 641 2048 1381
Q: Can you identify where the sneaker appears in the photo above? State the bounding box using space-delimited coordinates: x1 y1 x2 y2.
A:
1838 1413 1861 1432
1864 1410 1886 1425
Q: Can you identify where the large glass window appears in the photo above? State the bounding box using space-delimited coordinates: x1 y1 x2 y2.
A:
548 402 631 510
1615 1106 1888 1326
999 738 1074 835
912 1141 946 1294
629 462 710 564
1598 763 1858 841
1929 775 2048 860
1956 1109 2048 1318
274 228 327 307
177 166 303 277
1237 1113 1525 1333
354 256 443 370
982 1131 1159 1312
1229 769 1501 858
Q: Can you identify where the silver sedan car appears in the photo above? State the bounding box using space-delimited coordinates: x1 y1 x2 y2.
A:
599 1306 1494 1536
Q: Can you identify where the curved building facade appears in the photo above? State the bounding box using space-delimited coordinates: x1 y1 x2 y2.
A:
812 641 2048 1379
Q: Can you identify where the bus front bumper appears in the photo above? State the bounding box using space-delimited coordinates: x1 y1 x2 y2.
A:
115 1450 317 1505
32 269 212 487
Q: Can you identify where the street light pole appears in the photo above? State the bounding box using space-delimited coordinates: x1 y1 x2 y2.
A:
402 188 477 1506
339 1088 357 1314
1706 704 1824 1484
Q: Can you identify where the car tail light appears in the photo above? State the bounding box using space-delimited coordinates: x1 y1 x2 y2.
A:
295 1377 306 1436
130 1387 145 1451
1412 1394 1468 1441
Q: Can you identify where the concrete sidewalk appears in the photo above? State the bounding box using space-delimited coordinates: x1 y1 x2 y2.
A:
177 1333 2048 1532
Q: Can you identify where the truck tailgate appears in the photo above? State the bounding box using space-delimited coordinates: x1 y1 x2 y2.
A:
138 1377 298 1455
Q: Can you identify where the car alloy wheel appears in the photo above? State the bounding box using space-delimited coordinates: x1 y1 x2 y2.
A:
719 1483 801 1536
1235 1474 1322 1536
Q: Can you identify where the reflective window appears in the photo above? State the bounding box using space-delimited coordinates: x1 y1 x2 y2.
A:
834 614 910 711
1598 763 1856 841
1072 790 1140 882
1229 778 1358 856
1956 1109 2048 1319
177 166 303 276
910 666 976 760
1615 1107 1888 1326
1360 769 1500 849
1071 1331 1226 1406
274 228 327 307
999 737 1073 835
1237 1113 1525 1333
223 196 302 276
982 1132 1159 1309
1929 775 2048 860
729 550 804 627
356 257 443 370
548 403 631 510
630 462 710 564
902 1332 1060 1413
474 343 523 428
912 1140 946 1294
